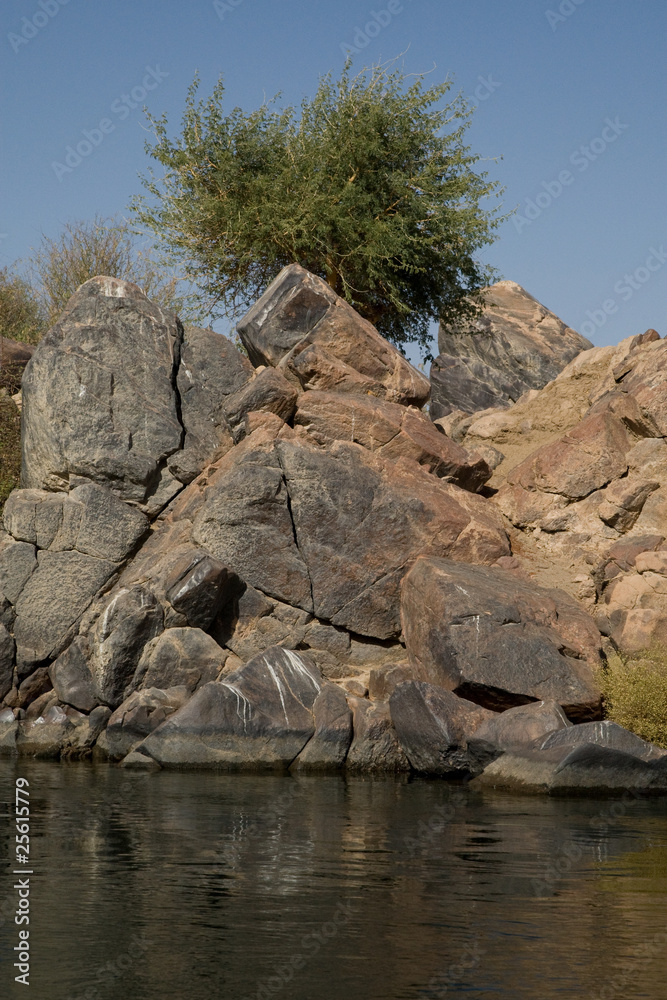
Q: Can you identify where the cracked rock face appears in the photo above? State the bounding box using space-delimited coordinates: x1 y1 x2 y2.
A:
21 277 185 510
167 415 510 639
237 263 431 407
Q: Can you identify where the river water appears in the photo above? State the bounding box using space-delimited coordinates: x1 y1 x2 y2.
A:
2 761 667 999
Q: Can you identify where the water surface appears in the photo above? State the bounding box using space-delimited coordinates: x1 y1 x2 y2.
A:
2 762 667 999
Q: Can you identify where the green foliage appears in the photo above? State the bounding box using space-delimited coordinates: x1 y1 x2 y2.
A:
0 267 44 345
598 648 667 748
132 60 506 358
29 215 206 328
0 394 21 514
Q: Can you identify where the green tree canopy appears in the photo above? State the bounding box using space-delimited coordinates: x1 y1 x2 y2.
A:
132 60 505 357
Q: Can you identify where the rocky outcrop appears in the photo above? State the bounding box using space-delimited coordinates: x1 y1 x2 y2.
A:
430 281 591 418
4 265 663 790
452 328 667 654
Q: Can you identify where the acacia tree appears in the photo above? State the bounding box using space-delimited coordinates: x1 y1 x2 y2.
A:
132 60 505 358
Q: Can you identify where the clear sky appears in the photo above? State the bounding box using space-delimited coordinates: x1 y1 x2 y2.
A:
1 0 665 360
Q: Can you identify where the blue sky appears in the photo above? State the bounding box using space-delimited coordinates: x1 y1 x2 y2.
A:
1 0 665 360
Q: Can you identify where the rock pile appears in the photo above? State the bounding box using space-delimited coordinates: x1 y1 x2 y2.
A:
448 327 667 655
0 264 664 792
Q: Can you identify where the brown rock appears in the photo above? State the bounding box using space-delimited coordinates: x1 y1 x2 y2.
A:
401 557 602 719
389 681 493 776
345 697 410 773
237 264 430 407
294 391 490 491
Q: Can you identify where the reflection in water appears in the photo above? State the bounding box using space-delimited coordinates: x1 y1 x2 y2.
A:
1 762 667 999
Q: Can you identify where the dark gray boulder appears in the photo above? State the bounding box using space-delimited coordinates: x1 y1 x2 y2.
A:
534 720 667 762
137 647 323 769
48 636 98 712
169 325 253 483
430 281 592 418
389 681 493 777
291 683 353 771
467 700 571 763
475 742 667 795
16 665 52 707
87 586 164 707
99 686 190 760
401 557 602 720
163 550 236 630
21 277 184 511
0 624 15 700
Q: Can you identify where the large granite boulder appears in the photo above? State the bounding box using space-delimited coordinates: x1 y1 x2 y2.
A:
237 264 430 407
48 637 98 712
468 700 571 761
401 557 602 720
21 277 184 509
131 628 227 693
21 278 254 511
430 281 591 418
136 647 324 769
100 686 190 760
474 720 667 795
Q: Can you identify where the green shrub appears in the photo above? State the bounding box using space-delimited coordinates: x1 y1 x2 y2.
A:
0 267 44 345
0 393 21 513
29 216 206 328
598 648 667 748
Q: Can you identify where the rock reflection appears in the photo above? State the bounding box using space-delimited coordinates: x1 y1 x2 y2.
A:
1 762 666 999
